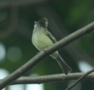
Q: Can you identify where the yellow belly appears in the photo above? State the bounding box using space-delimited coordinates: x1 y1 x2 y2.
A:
32 28 60 59
32 29 53 51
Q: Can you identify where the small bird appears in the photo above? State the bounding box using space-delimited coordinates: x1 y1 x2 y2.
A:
32 18 72 75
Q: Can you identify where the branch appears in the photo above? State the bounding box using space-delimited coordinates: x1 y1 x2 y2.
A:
65 69 94 90
9 72 94 85
0 22 94 89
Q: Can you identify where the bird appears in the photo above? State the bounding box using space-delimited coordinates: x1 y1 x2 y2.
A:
31 17 72 75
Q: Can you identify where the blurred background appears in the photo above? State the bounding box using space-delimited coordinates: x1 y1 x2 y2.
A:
0 0 94 90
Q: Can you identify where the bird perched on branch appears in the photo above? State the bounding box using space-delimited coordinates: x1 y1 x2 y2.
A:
32 18 72 75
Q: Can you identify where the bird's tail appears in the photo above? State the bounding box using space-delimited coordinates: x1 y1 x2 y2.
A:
55 56 72 75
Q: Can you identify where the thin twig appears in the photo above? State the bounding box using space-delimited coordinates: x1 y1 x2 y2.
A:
0 22 94 89
65 69 94 90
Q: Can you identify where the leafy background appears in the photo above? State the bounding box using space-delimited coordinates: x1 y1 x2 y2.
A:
0 0 94 90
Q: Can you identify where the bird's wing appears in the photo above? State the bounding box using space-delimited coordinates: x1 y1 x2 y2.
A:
45 29 57 43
